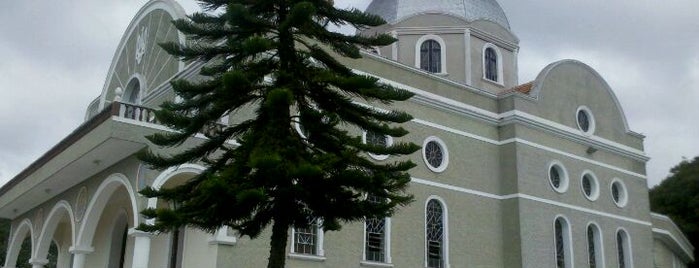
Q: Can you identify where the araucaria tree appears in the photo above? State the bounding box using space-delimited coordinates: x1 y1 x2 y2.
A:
138 1 420 267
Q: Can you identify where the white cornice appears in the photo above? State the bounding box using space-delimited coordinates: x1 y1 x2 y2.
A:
652 228 695 262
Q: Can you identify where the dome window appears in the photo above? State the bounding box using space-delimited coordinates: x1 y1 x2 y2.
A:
420 40 441 73
482 44 503 84
576 106 596 134
415 35 447 74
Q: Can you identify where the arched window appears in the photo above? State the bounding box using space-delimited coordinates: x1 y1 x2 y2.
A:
617 229 632 268
485 47 498 81
554 217 572 268
108 212 129 268
420 40 441 73
587 223 603 268
364 195 391 263
426 199 446 268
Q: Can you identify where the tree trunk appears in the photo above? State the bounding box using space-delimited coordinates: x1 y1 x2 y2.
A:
267 219 289 268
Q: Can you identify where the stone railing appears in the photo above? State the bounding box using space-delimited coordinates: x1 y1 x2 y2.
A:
111 101 159 124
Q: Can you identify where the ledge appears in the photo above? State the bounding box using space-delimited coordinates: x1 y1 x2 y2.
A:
288 253 326 262
360 260 394 267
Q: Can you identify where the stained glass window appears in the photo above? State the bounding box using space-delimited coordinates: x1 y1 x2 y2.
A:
426 200 444 268
587 225 597 268
555 219 566 268
612 183 620 203
485 47 498 81
550 166 561 189
617 231 627 268
365 195 386 262
420 40 441 73
583 175 593 197
578 110 590 132
425 141 444 169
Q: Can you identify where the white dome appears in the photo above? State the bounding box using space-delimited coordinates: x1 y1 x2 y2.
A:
365 0 510 29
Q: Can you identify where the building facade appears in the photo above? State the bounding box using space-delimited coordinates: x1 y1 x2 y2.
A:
0 0 694 267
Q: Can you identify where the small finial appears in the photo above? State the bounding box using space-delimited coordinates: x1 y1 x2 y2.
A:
114 87 123 102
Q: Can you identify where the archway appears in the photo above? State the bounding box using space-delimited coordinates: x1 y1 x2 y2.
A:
4 219 34 268
74 173 138 268
34 201 76 268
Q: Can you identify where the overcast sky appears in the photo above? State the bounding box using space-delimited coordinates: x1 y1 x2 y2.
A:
0 0 697 188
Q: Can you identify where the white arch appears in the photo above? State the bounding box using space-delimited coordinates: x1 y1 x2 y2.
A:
424 195 449 268
552 215 574 268
34 201 76 261
146 164 206 210
4 218 34 268
75 173 139 248
616 227 634 268
415 34 447 74
585 221 606 267
98 0 187 110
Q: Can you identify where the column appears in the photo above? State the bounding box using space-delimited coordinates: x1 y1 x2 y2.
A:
69 246 93 268
129 228 152 268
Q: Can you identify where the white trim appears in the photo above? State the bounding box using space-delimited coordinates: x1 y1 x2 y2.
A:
352 69 648 162
580 170 600 201
147 164 206 225
552 215 574 268
464 29 472 85
422 136 449 173
652 228 695 261
547 160 569 194
650 213 694 250
424 196 450 268
576 106 596 135
123 73 146 105
615 228 634 268
390 31 398 61
481 43 503 85
610 178 628 208
586 222 606 268
4 218 34 268
415 35 447 75
410 177 652 226
362 216 392 264
289 220 325 258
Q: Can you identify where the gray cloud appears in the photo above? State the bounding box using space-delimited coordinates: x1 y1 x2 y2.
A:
1 0 696 188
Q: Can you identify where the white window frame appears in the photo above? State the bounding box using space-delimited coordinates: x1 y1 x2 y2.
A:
548 160 570 193
415 35 447 75
616 228 634 268
289 220 325 261
422 136 449 173
123 74 146 105
580 170 600 201
610 178 629 207
424 196 449 268
363 131 394 161
586 222 605 268
481 43 503 85
576 106 596 135
361 217 392 266
552 215 574 268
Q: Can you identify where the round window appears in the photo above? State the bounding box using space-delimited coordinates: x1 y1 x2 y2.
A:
422 137 449 173
576 106 595 134
364 130 393 161
548 161 569 193
581 171 599 201
610 179 628 207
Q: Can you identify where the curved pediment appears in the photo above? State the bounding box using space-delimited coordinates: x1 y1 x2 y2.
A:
97 0 186 110
525 60 642 147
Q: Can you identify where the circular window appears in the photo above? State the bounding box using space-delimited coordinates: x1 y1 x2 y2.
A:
422 136 449 173
363 130 393 161
576 106 595 134
548 161 569 193
610 178 628 207
580 171 599 201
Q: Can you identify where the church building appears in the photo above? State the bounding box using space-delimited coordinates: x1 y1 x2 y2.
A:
0 0 693 267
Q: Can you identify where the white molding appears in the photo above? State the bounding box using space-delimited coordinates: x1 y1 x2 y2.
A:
576 105 596 135
410 177 652 226
35 201 76 261
390 31 398 61
464 29 472 85
650 213 694 249
414 35 447 75
468 27 519 51
652 228 695 261
362 131 393 161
